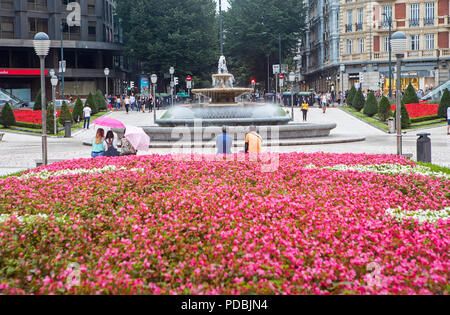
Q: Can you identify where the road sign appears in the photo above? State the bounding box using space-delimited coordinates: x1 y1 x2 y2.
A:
59 61 66 73
187 81 192 89
273 64 280 75
174 77 179 86
279 74 284 80
279 79 284 87
186 76 192 82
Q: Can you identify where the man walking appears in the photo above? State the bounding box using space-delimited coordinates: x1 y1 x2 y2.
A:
216 126 233 154
83 104 92 129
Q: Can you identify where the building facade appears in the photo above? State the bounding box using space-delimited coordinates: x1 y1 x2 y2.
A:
0 0 128 105
342 0 449 94
300 0 341 92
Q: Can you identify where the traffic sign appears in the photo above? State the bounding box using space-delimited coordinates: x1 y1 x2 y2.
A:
186 76 192 82
59 61 66 73
273 64 280 75
279 79 284 87
279 74 284 80
187 81 192 89
174 77 179 86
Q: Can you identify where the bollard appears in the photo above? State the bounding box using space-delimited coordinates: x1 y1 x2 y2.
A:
387 118 395 134
64 121 72 138
417 132 432 163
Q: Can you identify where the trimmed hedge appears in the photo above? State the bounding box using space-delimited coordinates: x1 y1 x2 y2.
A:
437 88 450 119
0 103 16 128
14 121 41 129
378 96 391 122
352 89 365 112
347 86 356 107
410 115 440 124
403 83 420 105
72 97 84 123
363 92 378 117
58 102 73 126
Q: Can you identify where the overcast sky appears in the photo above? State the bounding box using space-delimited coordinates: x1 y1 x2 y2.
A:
216 0 230 11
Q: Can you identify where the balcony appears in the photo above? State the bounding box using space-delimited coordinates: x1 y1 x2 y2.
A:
345 24 353 32
409 19 420 27
355 23 363 31
423 18 435 26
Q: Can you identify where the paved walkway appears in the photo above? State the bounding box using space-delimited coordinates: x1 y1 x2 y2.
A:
0 107 448 176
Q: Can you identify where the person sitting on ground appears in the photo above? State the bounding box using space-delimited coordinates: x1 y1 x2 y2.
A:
245 126 262 155
91 128 106 158
104 131 120 157
120 134 137 156
216 126 233 154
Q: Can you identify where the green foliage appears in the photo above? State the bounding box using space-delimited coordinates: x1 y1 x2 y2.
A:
378 96 392 122
33 90 42 111
72 97 84 123
115 0 218 88
403 83 419 104
363 92 378 117
95 90 107 111
347 86 356 106
46 104 55 134
58 102 73 126
222 0 305 85
0 103 16 128
437 88 450 119
352 89 365 112
86 93 98 114
395 101 411 129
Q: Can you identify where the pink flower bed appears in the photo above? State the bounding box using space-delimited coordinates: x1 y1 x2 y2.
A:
0 153 448 295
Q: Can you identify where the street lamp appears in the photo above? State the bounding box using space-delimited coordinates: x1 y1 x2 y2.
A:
289 72 296 121
262 32 282 102
33 32 51 166
392 31 407 156
382 13 393 98
51 75 58 135
104 68 110 97
169 67 175 107
151 74 158 123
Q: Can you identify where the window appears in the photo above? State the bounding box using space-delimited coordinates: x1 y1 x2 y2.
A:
28 18 48 39
358 38 364 53
382 6 393 28
425 34 435 50
410 35 420 50
0 16 14 39
357 8 364 24
88 0 95 15
88 21 96 41
410 3 420 27
27 0 47 11
346 10 353 32
347 39 353 54
424 2 435 25
383 37 390 52
0 0 14 9
62 19 80 40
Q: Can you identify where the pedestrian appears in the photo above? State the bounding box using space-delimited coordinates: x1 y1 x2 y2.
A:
83 104 92 129
141 96 146 112
91 128 106 158
125 96 130 114
216 126 233 154
116 96 121 111
301 99 309 122
104 131 120 157
130 94 136 111
321 93 327 113
245 126 262 155
447 106 450 135
121 135 137 156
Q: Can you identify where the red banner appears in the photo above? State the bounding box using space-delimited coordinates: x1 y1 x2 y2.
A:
0 69 48 76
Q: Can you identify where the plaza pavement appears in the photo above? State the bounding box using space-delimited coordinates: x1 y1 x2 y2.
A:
0 106 448 176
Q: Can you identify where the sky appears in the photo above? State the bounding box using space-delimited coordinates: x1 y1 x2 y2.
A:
216 0 230 11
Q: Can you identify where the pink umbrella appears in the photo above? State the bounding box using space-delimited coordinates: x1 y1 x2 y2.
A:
125 126 150 151
92 117 125 129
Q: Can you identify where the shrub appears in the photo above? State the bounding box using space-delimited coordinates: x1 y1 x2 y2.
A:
46 104 55 134
86 93 98 114
395 101 411 129
72 97 84 123
0 103 16 127
33 90 42 111
95 90 107 111
403 83 419 105
378 96 392 122
347 86 356 106
58 102 73 126
363 92 378 117
437 88 450 119
352 89 365 112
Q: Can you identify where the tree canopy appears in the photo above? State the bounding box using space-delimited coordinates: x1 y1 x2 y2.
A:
223 0 305 86
115 0 218 88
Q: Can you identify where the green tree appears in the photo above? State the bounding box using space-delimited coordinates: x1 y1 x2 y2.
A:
352 89 365 112
72 97 84 123
223 0 305 85
378 96 392 122
33 90 42 111
86 93 98 114
363 92 378 117
0 103 16 128
46 104 55 134
347 86 356 107
437 88 450 119
395 100 411 129
403 83 419 104
115 0 218 88
95 90 107 111
58 102 73 126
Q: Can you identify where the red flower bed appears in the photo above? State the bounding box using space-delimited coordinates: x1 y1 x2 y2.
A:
390 103 439 119
13 110 61 124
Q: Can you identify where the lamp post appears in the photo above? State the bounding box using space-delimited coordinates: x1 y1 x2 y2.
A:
104 68 110 97
262 32 282 102
51 74 58 135
34 32 51 166
170 67 175 107
340 64 345 96
392 31 407 156
382 13 393 98
289 72 296 121
151 74 158 123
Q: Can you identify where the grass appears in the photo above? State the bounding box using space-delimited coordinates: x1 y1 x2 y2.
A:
416 162 450 175
0 170 25 179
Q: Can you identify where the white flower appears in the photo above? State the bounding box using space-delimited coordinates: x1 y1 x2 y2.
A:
386 207 450 224
18 166 145 180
